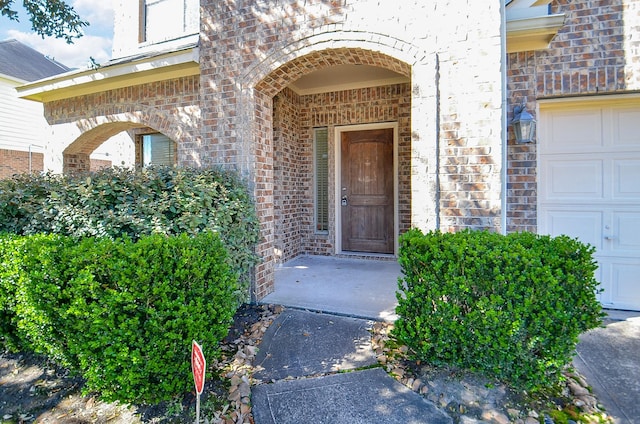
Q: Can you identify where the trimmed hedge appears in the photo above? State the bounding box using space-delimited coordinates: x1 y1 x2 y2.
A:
0 232 238 404
0 166 259 301
393 229 604 392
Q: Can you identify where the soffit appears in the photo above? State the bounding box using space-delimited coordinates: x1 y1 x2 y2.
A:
505 0 565 53
17 46 199 103
288 64 409 96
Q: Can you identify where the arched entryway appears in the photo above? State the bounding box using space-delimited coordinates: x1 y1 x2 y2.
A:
242 42 437 300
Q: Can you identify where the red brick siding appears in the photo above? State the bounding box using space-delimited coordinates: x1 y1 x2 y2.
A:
0 149 44 178
44 76 200 173
90 159 112 171
272 83 412 261
273 88 306 263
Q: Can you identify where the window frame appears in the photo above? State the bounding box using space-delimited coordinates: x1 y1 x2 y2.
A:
313 127 329 234
139 133 177 168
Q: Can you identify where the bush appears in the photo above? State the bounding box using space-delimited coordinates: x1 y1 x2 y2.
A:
0 166 259 301
2 232 238 404
0 233 28 350
393 228 604 392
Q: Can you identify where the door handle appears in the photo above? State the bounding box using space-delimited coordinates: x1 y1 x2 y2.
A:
341 195 348 206
604 235 614 240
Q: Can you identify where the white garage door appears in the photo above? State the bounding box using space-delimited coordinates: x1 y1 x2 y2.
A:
539 99 640 311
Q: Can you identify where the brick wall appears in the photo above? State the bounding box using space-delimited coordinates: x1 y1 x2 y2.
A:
0 148 43 178
273 88 305 263
198 0 502 297
43 0 503 299
44 76 200 173
273 83 412 262
90 159 112 171
302 83 412 255
505 0 640 232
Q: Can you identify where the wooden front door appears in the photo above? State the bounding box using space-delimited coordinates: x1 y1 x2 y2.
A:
341 128 394 254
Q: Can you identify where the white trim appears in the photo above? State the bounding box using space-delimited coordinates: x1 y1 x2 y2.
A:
16 47 199 102
334 122 399 256
501 0 508 234
506 14 565 53
538 93 640 110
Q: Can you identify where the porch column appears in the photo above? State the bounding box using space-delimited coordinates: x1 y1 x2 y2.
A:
410 60 440 232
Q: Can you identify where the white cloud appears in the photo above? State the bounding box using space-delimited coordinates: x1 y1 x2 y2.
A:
72 0 115 30
2 0 115 69
7 29 112 69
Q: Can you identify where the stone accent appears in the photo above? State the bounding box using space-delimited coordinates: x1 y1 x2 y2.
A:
505 0 640 232
0 148 43 178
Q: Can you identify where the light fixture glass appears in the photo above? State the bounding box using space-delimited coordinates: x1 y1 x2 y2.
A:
511 101 536 143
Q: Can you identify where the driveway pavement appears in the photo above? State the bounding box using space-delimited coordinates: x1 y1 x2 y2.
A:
573 310 640 424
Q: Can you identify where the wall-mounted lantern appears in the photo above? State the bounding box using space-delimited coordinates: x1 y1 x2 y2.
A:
511 100 536 143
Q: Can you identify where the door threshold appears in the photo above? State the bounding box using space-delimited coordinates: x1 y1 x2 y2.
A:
336 252 397 261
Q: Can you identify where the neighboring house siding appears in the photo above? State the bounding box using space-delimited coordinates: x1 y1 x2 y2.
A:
505 0 640 232
0 76 48 176
0 148 43 178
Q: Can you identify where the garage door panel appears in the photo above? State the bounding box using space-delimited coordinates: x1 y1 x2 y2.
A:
543 160 603 200
612 107 640 147
540 101 640 311
544 210 602 249
610 262 640 309
543 110 602 153
614 159 640 199
614 212 640 252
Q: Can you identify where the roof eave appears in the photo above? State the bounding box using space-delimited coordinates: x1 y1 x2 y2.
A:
17 46 200 103
506 14 566 53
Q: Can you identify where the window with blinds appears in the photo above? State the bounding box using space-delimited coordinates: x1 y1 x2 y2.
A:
314 128 329 233
142 133 177 167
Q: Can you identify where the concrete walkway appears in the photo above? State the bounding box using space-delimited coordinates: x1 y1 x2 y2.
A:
251 309 452 424
260 255 640 424
263 255 400 321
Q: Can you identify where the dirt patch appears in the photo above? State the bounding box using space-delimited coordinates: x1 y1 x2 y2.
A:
1 305 614 424
0 304 267 424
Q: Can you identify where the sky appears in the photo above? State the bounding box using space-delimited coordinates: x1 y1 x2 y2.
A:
1 0 115 70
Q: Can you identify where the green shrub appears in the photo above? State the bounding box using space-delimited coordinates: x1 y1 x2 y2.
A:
5 232 238 404
9 234 77 363
0 233 27 350
0 166 259 301
393 228 604 392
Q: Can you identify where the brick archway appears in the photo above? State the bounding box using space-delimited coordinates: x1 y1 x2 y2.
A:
243 43 436 301
62 105 200 173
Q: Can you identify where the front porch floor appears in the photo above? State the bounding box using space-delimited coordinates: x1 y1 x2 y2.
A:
260 255 401 322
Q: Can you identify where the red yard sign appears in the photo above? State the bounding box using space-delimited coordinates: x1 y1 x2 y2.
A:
191 340 206 395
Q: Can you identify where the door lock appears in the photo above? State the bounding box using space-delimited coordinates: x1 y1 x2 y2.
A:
341 195 348 206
